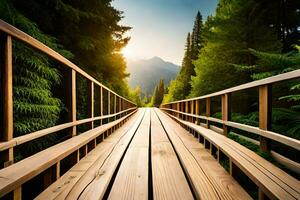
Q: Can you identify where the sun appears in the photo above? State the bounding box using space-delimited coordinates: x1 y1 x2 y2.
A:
121 46 133 59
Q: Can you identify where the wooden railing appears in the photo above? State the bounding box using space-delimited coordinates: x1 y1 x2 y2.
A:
0 19 137 168
161 69 300 169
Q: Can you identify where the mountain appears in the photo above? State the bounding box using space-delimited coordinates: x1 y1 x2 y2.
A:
126 56 180 95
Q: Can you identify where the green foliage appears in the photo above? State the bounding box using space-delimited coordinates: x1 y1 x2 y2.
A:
165 12 204 102
12 0 132 102
0 0 72 158
151 80 165 107
190 0 282 97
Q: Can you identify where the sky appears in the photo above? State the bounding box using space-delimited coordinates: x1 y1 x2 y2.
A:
112 0 218 65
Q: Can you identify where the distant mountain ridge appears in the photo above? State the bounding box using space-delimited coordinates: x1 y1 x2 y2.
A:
126 57 180 94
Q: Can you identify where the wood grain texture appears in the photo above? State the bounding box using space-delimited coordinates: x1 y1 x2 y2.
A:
156 108 251 200
162 110 300 200
0 111 137 198
36 109 143 200
151 109 193 200
108 108 150 200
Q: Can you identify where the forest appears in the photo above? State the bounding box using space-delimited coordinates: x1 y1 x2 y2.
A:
155 0 300 179
0 0 143 162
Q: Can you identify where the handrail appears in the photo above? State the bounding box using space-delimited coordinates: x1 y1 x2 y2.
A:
0 19 135 104
0 19 137 168
161 69 300 154
161 69 300 104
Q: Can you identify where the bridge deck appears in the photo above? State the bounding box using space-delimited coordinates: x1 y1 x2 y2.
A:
37 108 251 200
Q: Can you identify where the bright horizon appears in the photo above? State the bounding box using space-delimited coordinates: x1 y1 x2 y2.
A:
113 0 218 65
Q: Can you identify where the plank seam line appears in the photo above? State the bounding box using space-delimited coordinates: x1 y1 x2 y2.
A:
72 110 145 199
148 110 153 200
166 111 299 199
153 109 200 200
102 109 147 199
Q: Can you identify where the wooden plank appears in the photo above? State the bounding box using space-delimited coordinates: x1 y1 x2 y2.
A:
36 109 143 200
150 109 193 200
108 109 150 200
0 35 13 166
87 81 94 129
156 109 251 200
206 98 211 128
65 109 145 200
0 110 137 198
163 111 300 200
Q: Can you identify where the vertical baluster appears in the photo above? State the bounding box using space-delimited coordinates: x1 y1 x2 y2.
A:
195 99 200 125
108 91 110 122
66 69 77 137
222 93 231 136
259 85 272 152
206 98 211 128
88 81 94 129
114 95 117 121
100 87 103 125
0 35 13 167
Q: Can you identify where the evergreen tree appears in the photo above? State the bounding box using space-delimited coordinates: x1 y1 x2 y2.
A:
13 0 131 96
164 12 204 102
191 11 203 60
0 0 72 160
151 79 164 107
190 0 282 97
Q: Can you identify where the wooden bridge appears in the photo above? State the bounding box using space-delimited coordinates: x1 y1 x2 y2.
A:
0 20 299 200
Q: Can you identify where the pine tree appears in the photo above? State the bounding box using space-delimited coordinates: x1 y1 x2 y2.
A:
151 79 165 107
0 0 72 160
191 11 203 60
190 0 282 97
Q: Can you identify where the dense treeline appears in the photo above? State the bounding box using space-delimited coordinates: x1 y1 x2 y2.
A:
163 0 300 176
0 0 141 161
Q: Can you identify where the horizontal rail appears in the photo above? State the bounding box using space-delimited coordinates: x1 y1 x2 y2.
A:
0 20 134 104
0 110 137 198
0 107 136 151
161 70 300 154
161 69 300 104
161 108 300 151
0 20 137 170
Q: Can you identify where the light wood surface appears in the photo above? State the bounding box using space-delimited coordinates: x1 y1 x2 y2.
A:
108 108 150 200
156 108 251 200
163 110 300 200
150 109 194 200
36 109 143 200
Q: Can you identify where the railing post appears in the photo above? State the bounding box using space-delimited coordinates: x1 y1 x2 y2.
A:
100 87 103 125
0 35 13 167
191 100 194 123
222 93 231 136
88 81 94 129
177 103 180 118
195 99 200 125
67 70 77 137
114 95 117 121
108 91 110 122
259 85 272 152
206 98 211 128
185 101 188 121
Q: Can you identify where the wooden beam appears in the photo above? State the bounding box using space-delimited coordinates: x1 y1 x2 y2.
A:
259 85 272 152
100 87 103 125
114 95 117 121
0 35 13 167
222 93 231 136
87 81 94 129
67 69 76 137
195 99 200 125
206 98 211 128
